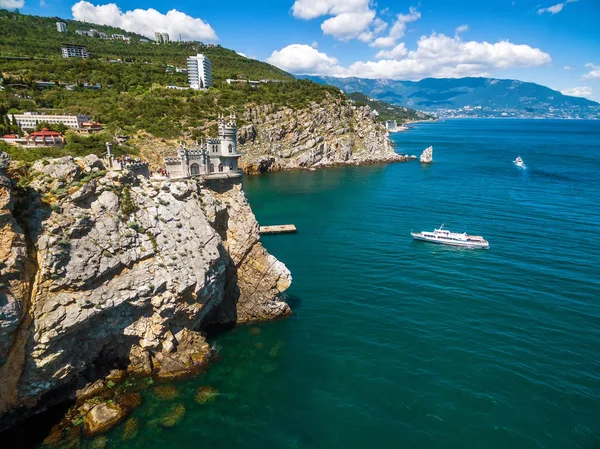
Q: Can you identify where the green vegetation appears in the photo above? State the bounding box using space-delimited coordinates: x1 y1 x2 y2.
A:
0 10 343 157
0 106 21 135
346 92 434 124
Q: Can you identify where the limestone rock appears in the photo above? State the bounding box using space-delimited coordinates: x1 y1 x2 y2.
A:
32 156 81 182
76 380 107 401
420 146 433 163
127 345 153 376
0 152 29 417
84 402 126 437
238 100 408 173
0 158 291 429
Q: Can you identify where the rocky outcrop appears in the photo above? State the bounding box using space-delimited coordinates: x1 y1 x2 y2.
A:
238 99 408 173
420 146 433 163
0 153 291 429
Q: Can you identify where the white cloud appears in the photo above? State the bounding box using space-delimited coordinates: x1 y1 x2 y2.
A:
375 43 407 60
582 63 600 80
236 52 247 58
561 86 593 99
266 44 343 75
291 0 377 41
564 65 572 70
291 0 370 19
455 24 469 35
0 0 25 8
370 6 421 48
71 1 217 41
311 41 319 48
268 34 551 80
537 0 578 14
321 10 376 40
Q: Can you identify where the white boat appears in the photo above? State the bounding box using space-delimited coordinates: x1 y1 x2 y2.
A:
514 156 526 168
411 225 490 249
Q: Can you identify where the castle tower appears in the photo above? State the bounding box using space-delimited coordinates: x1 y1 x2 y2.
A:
219 113 237 155
207 113 241 176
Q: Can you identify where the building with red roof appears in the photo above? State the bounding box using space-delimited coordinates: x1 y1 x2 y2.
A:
26 128 66 146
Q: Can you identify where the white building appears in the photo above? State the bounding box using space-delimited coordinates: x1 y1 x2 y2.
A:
163 114 242 179
56 22 67 33
61 44 89 59
161 33 170 43
13 113 92 130
187 54 213 90
154 32 163 43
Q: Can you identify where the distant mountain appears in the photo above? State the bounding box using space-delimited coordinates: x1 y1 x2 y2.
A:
299 76 600 119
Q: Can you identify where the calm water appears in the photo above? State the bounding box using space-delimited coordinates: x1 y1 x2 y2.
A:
91 120 600 448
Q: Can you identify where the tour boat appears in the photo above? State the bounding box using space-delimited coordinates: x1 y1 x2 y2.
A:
514 156 526 168
411 225 490 249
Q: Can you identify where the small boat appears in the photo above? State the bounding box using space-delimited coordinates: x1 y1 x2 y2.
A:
514 156 526 168
411 224 489 249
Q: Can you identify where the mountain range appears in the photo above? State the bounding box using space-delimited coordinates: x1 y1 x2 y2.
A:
299 76 600 119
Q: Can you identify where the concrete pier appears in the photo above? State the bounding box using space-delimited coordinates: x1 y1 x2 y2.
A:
259 225 297 235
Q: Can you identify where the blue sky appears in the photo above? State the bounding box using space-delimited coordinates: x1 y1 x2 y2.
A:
6 0 600 101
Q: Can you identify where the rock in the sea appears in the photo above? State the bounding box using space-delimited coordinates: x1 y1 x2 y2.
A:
420 146 433 163
84 402 126 437
0 154 292 430
194 386 218 404
152 385 180 401
122 417 139 441
159 403 186 428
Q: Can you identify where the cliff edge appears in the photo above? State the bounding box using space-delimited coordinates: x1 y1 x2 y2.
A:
237 99 407 174
0 153 291 429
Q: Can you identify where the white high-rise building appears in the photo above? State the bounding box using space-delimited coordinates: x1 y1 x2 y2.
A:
187 54 213 90
154 32 163 43
161 33 169 43
56 22 67 33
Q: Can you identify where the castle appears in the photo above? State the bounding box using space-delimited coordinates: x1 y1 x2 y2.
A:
163 114 242 179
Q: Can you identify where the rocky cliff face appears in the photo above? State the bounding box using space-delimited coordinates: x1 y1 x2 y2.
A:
0 154 291 429
238 99 407 174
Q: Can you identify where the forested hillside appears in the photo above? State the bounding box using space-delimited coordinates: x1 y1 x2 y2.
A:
0 10 344 161
346 92 434 123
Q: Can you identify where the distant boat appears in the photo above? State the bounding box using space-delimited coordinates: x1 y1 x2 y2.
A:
411 224 490 249
514 156 526 169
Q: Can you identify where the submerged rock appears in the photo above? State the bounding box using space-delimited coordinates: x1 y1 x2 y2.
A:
89 435 109 449
159 403 186 428
152 385 180 401
122 417 139 441
194 386 218 404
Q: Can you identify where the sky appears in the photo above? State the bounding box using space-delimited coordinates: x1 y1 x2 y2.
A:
2 0 600 101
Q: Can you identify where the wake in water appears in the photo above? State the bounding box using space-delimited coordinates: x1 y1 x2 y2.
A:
513 156 527 169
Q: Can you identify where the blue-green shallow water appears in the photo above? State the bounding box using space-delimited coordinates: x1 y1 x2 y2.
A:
91 119 600 449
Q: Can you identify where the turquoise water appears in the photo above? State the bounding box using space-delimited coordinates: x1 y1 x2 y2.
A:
69 120 600 448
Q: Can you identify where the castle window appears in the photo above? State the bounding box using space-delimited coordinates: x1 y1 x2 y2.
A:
209 163 215 173
229 163 234 170
228 143 233 153
190 163 200 176
218 164 224 172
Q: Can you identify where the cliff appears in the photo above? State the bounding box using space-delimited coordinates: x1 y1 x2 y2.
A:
237 99 407 174
0 153 291 429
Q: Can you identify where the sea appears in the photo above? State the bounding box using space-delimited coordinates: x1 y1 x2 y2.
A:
34 119 600 448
